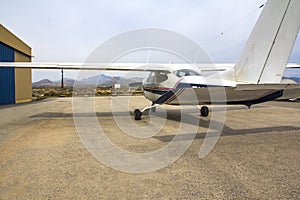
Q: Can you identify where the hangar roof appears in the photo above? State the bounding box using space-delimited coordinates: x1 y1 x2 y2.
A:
0 24 32 57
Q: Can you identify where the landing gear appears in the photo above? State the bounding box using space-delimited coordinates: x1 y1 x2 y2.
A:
200 106 209 117
134 109 142 120
134 104 158 120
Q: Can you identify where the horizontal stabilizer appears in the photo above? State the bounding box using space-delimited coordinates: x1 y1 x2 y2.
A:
234 83 300 100
234 83 300 91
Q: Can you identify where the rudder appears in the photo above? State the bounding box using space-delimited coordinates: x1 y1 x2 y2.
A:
234 0 300 84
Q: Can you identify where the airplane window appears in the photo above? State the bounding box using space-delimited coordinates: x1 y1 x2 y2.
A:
146 72 156 83
174 69 200 77
145 72 168 84
156 72 168 83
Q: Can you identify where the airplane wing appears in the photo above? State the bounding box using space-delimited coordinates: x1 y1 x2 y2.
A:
0 62 229 72
196 63 300 71
0 62 298 71
0 62 173 72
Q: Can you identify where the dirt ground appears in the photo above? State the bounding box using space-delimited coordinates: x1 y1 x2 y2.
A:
0 97 299 199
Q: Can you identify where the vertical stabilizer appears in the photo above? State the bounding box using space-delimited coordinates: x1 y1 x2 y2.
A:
234 0 300 83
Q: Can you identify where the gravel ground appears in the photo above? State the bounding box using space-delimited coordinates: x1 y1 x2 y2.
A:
0 97 299 199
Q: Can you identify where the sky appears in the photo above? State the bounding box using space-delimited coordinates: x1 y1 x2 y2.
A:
0 0 299 82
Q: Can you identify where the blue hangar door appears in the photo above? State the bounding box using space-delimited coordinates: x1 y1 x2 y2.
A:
0 42 15 105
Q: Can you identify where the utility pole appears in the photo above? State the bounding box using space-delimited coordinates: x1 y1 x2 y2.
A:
61 69 64 89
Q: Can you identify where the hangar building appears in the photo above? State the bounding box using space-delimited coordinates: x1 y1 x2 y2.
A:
0 24 32 105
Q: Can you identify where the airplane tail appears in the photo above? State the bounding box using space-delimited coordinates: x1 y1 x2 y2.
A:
234 0 300 84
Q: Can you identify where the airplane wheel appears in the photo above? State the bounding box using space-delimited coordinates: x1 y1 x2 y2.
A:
200 106 209 117
134 109 142 120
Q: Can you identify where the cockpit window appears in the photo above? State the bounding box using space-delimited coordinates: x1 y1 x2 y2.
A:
174 69 201 77
156 72 168 83
145 71 169 84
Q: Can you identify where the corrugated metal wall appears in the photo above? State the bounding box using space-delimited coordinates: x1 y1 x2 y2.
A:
0 42 15 104
15 51 32 103
0 25 32 105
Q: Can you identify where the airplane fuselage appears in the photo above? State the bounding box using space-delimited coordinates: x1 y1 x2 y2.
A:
142 69 300 107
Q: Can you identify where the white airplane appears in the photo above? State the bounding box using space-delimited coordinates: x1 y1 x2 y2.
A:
1 0 300 120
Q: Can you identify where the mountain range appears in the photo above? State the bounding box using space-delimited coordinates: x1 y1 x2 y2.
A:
32 74 144 87
33 73 300 87
282 76 300 83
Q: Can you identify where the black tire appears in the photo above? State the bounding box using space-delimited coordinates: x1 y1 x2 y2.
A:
200 106 209 117
134 109 142 120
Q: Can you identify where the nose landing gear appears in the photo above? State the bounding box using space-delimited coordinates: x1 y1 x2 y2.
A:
134 104 158 121
134 109 143 120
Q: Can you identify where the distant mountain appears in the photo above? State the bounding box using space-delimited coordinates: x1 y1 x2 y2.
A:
53 78 88 87
81 74 143 87
33 78 87 87
82 74 113 85
33 74 144 87
288 77 300 83
32 79 53 87
282 76 300 83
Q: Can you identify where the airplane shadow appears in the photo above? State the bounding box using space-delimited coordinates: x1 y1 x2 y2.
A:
152 109 300 141
30 110 300 142
153 125 300 142
29 103 265 119
30 111 133 118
